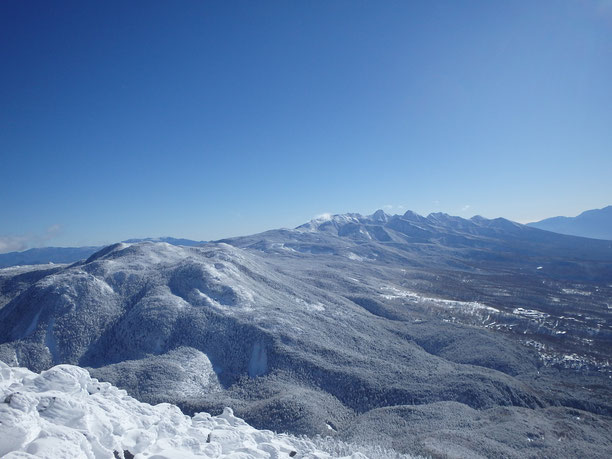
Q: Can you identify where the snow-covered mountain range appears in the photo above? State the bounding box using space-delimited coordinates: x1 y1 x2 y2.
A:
1 210 611 457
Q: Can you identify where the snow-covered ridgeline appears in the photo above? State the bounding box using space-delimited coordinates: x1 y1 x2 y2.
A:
0 361 390 459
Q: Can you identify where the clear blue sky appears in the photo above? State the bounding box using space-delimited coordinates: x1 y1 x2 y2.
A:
1 0 611 251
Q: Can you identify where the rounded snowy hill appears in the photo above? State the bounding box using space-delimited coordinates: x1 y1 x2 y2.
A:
0 241 540 408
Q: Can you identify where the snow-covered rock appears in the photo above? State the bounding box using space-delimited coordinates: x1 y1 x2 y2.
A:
0 360 369 458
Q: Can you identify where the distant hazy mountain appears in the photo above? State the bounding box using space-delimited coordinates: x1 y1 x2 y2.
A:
0 246 100 269
527 205 612 240
0 237 205 268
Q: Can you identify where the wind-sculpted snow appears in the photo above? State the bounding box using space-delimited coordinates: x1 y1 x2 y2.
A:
1 210 611 457
0 361 409 458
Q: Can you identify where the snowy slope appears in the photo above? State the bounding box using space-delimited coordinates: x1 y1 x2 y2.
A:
0 360 407 458
1 211 612 457
0 241 545 419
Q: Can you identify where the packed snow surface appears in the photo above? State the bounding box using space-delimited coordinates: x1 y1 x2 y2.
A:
0 360 371 459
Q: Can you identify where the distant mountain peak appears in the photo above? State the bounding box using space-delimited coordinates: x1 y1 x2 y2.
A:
371 209 389 222
576 205 612 218
298 212 364 232
426 212 452 221
402 210 423 218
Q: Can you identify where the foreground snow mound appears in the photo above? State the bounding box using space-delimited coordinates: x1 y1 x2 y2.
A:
0 361 371 459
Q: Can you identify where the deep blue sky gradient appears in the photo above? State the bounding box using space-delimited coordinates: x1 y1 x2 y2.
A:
1 0 611 250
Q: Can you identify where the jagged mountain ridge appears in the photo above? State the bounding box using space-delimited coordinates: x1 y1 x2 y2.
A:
296 210 611 256
222 210 612 281
0 210 611 457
